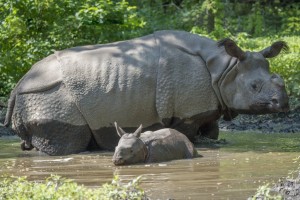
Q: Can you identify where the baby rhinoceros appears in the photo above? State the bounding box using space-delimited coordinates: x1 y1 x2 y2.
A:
112 122 199 165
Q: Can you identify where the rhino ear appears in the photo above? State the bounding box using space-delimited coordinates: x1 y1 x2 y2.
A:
114 122 127 137
259 41 289 58
133 124 143 138
218 38 246 60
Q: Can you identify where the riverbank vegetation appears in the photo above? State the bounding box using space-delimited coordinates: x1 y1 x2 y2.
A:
248 156 300 200
0 0 299 97
0 175 146 200
220 132 300 152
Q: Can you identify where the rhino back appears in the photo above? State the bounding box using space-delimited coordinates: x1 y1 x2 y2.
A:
55 34 160 130
154 31 220 121
141 129 197 163
17 54 63 94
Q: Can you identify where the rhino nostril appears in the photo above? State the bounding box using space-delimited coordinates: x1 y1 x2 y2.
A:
113 157 124 165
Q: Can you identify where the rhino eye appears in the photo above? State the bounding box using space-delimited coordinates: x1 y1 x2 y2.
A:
251 83 258 90
250 80 263 92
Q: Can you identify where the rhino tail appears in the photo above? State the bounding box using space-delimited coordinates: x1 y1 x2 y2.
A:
4 73 28 127
4 88 17 127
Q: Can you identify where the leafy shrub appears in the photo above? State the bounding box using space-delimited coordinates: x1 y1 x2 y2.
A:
0 175 147 200
248 184 283 200
0 0 145 96
249 157 300 200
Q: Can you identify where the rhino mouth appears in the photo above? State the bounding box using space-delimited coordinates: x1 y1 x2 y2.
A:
244 101 289 114
267 103 289 112
112 158 125 166
232 98 289 114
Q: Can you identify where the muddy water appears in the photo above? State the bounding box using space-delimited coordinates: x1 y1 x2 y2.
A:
0 134 299 200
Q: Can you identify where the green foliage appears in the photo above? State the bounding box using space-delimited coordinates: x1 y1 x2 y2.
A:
0 0 145 96
246 2 264 36
105 175 145 200
220 132 300 153
249 156 300 200
279 4 300 35
0 175 147 200
249 184 283 200
183 0 225 36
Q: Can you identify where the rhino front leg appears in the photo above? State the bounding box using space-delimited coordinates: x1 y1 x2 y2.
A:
20 139 34 151
199 121 219 139
162 117 200 142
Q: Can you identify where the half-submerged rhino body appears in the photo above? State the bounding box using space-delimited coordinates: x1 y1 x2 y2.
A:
113 123 198 165
4 30 289 155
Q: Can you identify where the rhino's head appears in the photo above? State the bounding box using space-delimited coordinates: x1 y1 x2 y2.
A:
112 122 147 166
218 39 289 116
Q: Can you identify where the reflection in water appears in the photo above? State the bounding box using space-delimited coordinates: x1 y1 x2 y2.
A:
0 137 298 200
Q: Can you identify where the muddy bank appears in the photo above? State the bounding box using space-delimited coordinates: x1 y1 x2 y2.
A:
219 97 300 134
248 173 300 200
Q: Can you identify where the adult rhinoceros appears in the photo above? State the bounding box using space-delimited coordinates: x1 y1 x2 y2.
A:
4 30 289 155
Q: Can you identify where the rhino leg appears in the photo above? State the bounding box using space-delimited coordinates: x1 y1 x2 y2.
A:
28 120 92 155
162 117 200 142
92 127 121 151
174 123 200 142
12 84 93 155
20 140 34 151
199 121 219 139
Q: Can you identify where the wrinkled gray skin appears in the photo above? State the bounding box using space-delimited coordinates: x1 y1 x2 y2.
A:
112 122 198 165
4 30 289 155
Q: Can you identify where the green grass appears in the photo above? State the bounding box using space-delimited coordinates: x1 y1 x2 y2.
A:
219 131 300 152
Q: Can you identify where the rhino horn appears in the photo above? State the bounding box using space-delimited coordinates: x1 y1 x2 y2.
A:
218 38 245 60
133 124 143 138
114 122 127 137
259 41 289 58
